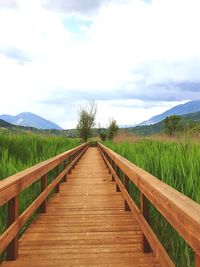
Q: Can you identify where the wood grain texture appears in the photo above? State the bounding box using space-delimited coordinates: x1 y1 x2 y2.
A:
0 144 87 206
99 145 174 267
0 146 88 256
196 253 200 267
99 143 200 257
6 197 18 261
1 148 160 267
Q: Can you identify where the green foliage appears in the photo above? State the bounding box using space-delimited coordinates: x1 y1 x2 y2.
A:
0 119 79 138
0 132 80 261
104 139 200 267
88 141 98 147
164 115 183 136
77 101 97 142
100 131 107 141
108 119 119 140
127 121 164 136
125 111 200 136
0 119 13 128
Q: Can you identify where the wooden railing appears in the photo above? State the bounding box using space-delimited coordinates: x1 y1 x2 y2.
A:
98 143 200 267
0 143 88 261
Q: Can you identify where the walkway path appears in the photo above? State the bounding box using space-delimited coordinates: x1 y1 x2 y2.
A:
2 147 159 267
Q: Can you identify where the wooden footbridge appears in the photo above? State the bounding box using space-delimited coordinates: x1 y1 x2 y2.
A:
0 144 200 266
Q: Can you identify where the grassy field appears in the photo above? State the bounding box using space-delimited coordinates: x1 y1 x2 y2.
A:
104 138 200 267
0 131 81 260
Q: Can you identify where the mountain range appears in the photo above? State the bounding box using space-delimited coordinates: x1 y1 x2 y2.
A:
128 110 200 136
140 100 200 125
1 100 200 133
0 112 63 130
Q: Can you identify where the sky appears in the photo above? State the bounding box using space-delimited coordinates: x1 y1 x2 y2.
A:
0 0 200 129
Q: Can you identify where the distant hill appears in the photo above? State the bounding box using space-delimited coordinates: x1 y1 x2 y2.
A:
0 112 63 130
128 110 200 136
140 100 200 125
0 119 14 128
182 111 200 121
127 121 164 136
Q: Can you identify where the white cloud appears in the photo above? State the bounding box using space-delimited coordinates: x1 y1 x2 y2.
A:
0 0 200 128
96 99 188 127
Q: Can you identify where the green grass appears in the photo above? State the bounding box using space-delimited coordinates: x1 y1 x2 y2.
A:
0 131 81 261
104 139 200 267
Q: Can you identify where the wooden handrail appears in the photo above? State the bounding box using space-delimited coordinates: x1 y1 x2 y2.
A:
0 143 88 260
98 143 200 267
0 143 87 206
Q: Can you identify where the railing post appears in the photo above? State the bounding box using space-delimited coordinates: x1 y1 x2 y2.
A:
115 165 120 192
106 154 111 174
74 152 78 166
103 152 107 166
63 160 67 182
40 174 48 213
7 196 19 260
124 174 130 211
71 154 75 170
195 253 200 267
68 156 72 174
103 152 107 165
140 192 151 253
55 165 61 193
111 160 114 181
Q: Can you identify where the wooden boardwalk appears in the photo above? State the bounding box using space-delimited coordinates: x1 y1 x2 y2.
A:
1 147 159 267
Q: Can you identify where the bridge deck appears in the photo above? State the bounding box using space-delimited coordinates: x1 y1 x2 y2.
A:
2 147 160 267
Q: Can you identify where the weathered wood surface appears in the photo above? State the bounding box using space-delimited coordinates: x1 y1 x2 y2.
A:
1 148 160 267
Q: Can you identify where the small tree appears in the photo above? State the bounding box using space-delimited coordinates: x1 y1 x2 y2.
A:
164 115 183 136
77 101 97 142
108 119 119 140
100 131 107 141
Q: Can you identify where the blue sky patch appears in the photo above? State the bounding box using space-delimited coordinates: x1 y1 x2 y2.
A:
62 17 92 33
143 0 152 3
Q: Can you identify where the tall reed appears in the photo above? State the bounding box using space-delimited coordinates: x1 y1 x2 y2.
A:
0 131 81 261
104 139 200 267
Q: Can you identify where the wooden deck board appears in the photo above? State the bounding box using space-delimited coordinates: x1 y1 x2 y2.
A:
1 147 160 267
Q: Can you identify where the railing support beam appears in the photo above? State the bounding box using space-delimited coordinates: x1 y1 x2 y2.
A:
6 196 18 260
140 192 151 253
124 174 130 211
63 160 67 182
115 164 121 192
68 156 72 174
195 253 200 267
111 160 114 181
55 165 61 193
40 174 48 213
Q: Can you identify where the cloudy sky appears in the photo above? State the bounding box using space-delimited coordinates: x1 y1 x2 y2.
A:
0 0 200 129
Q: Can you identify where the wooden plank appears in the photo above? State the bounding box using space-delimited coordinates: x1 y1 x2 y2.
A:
6 196 18 260
1 257 160 267
1 147 160 267
99 143 200 256
0 144 87 206
0 147 88 255
99 146 174 267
